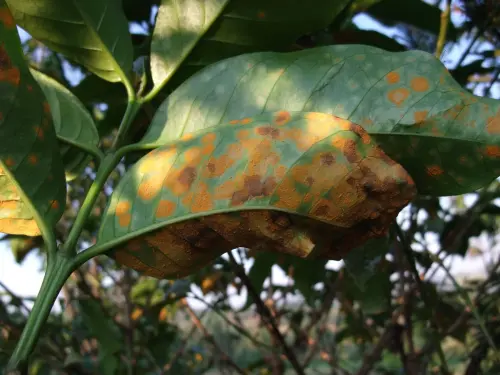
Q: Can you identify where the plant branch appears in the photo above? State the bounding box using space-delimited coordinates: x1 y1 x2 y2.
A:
435 0 452 58
6 254 74 373
227 251 306 375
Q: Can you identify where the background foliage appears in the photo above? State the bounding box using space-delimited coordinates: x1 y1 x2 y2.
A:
2 0 500 374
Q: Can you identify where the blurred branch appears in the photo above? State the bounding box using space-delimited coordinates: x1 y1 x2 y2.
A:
435 0 452 58
228 251 306 375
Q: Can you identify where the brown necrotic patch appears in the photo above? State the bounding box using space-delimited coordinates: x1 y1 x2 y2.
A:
231 175 277 206
256 126 281 139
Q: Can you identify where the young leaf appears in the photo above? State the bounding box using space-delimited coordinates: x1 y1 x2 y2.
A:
30 69 100 180
140 44 500 196
6 0 133 83
0 2 66 236
149 0 353 90
97 112 416 279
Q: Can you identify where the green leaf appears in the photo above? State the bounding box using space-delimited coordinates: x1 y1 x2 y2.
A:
290 257 327 301
0 2 66 236
97 111 415 279
150 0 230 89
30 69 100 180
343 236 390 291
365 0 458 41
77 298 123 355
140 44 500 196
6 0 133 83
149 0 353 90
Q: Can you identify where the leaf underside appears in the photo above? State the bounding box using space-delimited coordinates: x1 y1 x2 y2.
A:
98 112 416 279
141 44 500 196
6 0 133 82
0 2 66 236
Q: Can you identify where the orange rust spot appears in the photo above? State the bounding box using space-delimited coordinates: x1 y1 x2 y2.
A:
348 123 371 145
156 200 176 218
387 88 410 106
34 126 44 140
205 154 235 177
237 129 250 140
458 156 468 164
183 147 203 164
43 102 51 114
486 110 500 135
257 11 266 19
240 117 252 124
386 71 400 84
201 132 216 144
118 213 131 227
49 200 59 210
28 154 38 165
229 119 240 125
485 145 500 158
180 133 194 141
410 77 430 92
426 165 444 177
0 8 15 28
0 67 20 85
27 85 33 92
414 110 428 123
355 54 366 61
190 183 213 212
138 173 164 200
272 180 303 210
274 111 292 126
115 201 131 215
4 157 15 167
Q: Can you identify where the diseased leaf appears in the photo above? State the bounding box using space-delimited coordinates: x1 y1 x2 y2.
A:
0 2 66 236
140 44 500 196
97 112 416 279
6 0 133 82
150 0 353 89
30 69 100 180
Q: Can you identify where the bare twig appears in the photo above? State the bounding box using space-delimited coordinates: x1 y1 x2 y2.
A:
227 251 306 375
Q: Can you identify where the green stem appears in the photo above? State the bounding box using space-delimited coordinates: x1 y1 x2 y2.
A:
60 152 121 257
6 253 74 373
111 99 141 150
435 0 451 58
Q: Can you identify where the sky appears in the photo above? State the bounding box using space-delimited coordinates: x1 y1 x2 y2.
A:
1 3 500 312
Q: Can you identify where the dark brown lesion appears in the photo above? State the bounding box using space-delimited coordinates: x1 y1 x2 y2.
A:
231 175 278 206
178 166 197 188
257 126 281 139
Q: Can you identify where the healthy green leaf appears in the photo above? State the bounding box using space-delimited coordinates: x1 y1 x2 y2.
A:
140 44 500 196
77 298 123 356
343 236 390 291
6 0 134 83
149 0 353 90
150 0 230 89
30 69 100 180
0 2 66 236
97 112 415 279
